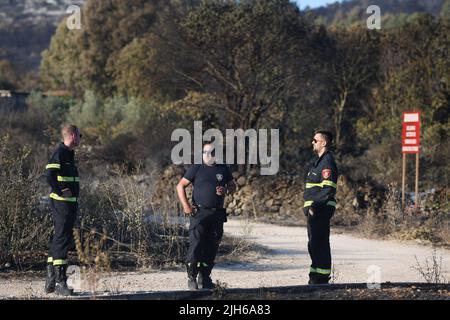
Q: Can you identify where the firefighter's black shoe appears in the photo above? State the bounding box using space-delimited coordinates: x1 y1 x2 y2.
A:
186 263 198 290
198 263 215 289
54 265 74 296
308 273 331 285
44 264 56 293
198 273 215 289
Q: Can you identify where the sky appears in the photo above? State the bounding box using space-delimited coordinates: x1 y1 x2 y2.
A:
294 0 345 10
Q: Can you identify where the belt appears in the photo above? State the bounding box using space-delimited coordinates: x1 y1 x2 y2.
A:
196 205 223 211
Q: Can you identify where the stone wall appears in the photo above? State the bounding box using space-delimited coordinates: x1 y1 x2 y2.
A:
151 165 388 226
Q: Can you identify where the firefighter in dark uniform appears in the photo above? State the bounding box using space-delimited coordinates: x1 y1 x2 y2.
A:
44 124 82 296
177 143 236 290
303 130 338 285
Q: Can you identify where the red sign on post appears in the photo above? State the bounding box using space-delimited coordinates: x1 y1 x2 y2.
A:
402 111 421 154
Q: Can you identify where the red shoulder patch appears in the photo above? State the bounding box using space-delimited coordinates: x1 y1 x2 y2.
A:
322 169 331 179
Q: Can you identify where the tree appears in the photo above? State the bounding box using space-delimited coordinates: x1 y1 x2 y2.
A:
41 0 170 98
356 14 450 187
175 0 326 130
0 60 17 90
328 26 380 155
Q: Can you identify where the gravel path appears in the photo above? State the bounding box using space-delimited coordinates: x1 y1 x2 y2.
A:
1 217 449 298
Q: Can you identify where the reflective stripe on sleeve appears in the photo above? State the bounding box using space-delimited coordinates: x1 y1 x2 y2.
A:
57 176 80 182
305 180 337 189
304 200 314 208
46 163 61 170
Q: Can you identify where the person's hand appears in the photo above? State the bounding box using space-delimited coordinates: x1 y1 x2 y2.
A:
183 204 194 216
61 188 72 198
216 186 226 196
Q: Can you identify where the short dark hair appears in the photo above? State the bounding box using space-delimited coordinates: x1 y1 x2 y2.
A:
314 130 333 147
61 124 79 138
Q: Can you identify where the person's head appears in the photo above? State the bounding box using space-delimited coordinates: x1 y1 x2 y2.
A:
61 124 81 149
202 143 216 166
312 130 333 155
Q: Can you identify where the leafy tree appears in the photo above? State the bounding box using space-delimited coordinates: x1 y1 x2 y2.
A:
176 0 327 131
328 26 380 154
0 60 17 90
356 14 449 187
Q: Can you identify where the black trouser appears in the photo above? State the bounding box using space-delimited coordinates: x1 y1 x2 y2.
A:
48 200 78 265
306 205 335 277
186 208 225 267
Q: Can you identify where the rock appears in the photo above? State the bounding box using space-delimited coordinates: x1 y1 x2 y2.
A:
232 171 240 179
242 203 252 212
269 206 280 213
265 199 274 207
237 176 247 186
273 200 282 206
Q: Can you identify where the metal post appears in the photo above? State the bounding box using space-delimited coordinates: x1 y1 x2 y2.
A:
415 153 419 212
402 153 406 211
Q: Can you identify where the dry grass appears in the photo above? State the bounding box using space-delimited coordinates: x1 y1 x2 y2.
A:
0 134 52 266
73 228 111 296
411 249 448 284
0 137 253 273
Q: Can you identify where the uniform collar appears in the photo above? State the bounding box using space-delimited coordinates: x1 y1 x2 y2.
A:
59 142 74 153
314 150 330 166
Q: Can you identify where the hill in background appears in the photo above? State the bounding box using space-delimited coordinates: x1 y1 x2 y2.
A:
309 0 449 27
0 0 448 79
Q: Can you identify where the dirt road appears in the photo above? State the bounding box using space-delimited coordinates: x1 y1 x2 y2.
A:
1 217 449 298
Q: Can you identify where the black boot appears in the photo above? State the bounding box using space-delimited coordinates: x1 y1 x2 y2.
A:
198 263 215 290
186 263 199 290
308 272 318 285
54 265 74 296
44 264 56 293
308 273 330 285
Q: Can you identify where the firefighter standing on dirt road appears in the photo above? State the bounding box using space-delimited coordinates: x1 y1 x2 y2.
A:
177 143 236 290
43 124 82 296
303 130 339 285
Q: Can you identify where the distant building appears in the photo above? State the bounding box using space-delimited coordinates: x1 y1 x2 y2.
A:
0 90 29 112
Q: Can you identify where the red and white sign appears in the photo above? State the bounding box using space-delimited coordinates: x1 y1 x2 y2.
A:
402 111 420 154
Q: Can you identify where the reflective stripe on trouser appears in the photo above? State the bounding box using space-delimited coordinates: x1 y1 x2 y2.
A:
310 267 331 275
53 259 67 266
197 262 209 268
186 208 224 270
50 193 77 202
48 199 77 263
57 176 80 182
307 205 334 276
